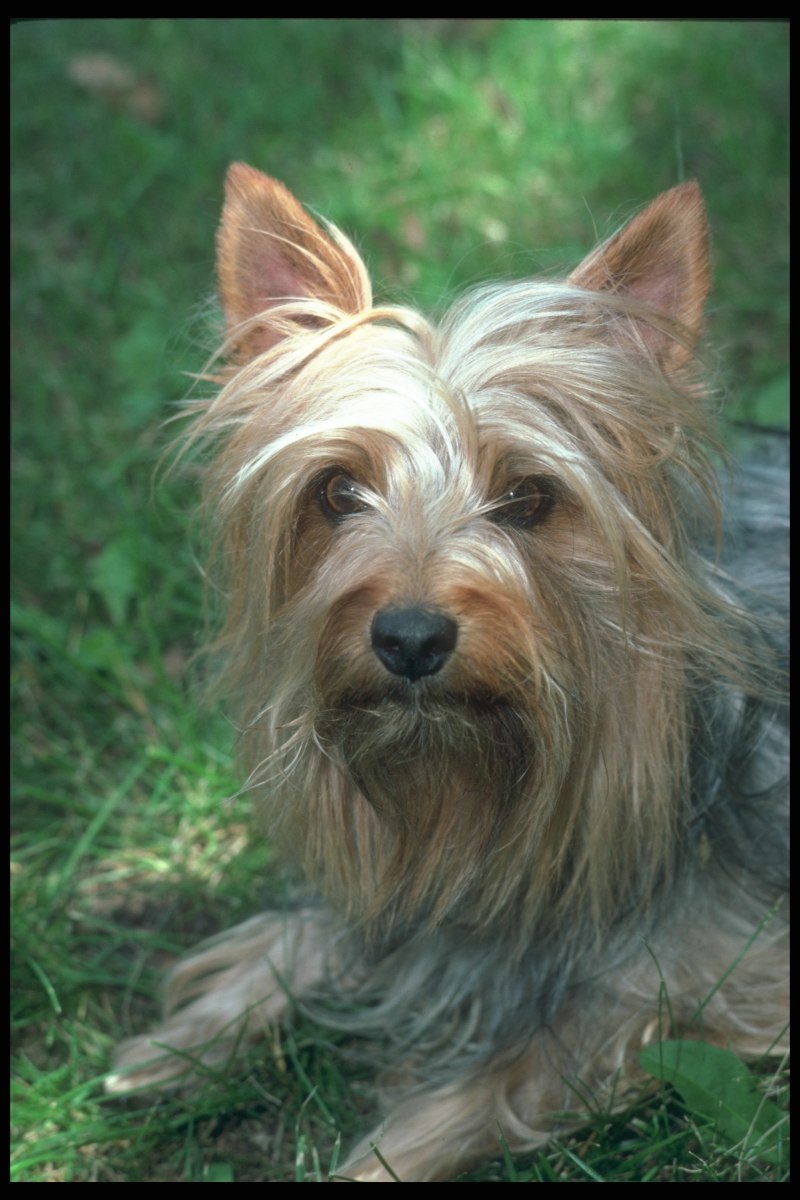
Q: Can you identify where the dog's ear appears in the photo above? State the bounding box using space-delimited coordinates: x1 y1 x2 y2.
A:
569 182 709 370
217 163 371 358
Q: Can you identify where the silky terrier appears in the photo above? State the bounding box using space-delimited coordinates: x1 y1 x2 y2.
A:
108 165 788 1180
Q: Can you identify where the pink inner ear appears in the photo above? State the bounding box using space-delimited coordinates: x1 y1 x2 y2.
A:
231 239 313 320
216 164 371 359
621 265 680 319
568 182 709 369
223 258 310 358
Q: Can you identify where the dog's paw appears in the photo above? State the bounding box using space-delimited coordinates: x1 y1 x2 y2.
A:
107 910 331 1094
106 1030 203 1094
106 1003 253 1093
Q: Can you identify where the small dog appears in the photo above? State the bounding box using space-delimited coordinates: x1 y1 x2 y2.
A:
108 165 788 1181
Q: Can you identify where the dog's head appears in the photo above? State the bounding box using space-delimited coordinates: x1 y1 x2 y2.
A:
183 166 736 934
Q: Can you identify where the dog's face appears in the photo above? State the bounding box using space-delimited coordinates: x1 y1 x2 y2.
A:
211 329 573 906
191 167 718 930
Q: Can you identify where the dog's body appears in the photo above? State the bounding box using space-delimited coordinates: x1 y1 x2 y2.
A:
109 167 788 1181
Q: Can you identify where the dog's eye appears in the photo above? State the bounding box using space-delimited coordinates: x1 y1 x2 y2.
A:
490 478 555 528
318 471 368 520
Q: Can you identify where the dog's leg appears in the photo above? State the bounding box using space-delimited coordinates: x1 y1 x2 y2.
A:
107 908 330 1092
335 921 789 1182
336 1064 562 1183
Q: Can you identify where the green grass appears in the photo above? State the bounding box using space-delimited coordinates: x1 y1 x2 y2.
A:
12 19 788 1182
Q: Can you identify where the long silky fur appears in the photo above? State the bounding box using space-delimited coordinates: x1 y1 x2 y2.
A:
186 282 783 940
110 172 788 1180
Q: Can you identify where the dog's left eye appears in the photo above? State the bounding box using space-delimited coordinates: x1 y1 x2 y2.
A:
491 478 555 528
318 471 368 520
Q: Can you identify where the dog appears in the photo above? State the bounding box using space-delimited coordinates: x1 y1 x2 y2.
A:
108 165 788 1181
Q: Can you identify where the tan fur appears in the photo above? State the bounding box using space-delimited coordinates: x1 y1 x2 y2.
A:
109 168 788 1180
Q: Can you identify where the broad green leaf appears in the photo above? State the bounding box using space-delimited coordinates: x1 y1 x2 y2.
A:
640 1040 786 1164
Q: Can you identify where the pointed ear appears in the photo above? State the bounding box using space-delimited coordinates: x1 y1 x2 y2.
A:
216 163 371 358
569 182 710 370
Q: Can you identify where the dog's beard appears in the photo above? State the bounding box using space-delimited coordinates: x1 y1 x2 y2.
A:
330 694 530 823
313 692 540 928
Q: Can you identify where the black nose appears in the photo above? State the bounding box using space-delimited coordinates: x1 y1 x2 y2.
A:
371 608 458 681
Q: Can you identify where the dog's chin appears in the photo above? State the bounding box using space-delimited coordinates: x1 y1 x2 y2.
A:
316 687 534 828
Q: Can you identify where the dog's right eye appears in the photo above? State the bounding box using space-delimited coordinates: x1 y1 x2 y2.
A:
318 471 368 520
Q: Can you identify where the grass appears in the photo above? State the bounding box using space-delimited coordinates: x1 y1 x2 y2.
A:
12 19 788 1182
